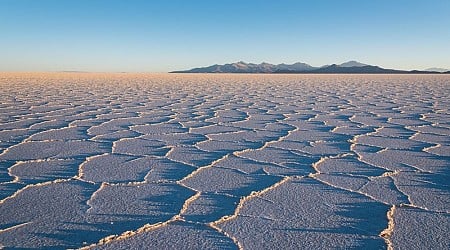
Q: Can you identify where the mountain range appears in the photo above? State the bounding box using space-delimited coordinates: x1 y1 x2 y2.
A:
171 61 450 74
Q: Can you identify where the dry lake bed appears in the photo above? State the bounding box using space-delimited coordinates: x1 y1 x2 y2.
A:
0 73 449 249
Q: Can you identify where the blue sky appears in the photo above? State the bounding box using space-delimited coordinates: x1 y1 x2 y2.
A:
1 0 449 72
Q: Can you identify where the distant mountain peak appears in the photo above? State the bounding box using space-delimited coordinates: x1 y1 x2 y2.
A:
339 61 369 67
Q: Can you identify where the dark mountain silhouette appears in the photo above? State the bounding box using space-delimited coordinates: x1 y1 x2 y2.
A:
171 61 449 74
171 61 316 73
309 64 405 74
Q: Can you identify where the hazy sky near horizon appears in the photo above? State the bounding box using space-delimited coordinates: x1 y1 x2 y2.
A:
1 0 449 72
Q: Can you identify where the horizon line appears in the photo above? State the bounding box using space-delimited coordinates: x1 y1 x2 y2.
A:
1 60 449 74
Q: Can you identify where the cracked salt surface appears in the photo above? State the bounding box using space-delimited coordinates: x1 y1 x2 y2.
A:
0 73 449 249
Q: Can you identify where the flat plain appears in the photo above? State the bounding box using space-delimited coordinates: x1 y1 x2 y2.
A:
0 73 449 249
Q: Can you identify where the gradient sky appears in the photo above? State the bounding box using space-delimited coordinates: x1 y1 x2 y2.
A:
1 0 449 72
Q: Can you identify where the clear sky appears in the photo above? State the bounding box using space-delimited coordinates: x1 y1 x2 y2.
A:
1 0 449 72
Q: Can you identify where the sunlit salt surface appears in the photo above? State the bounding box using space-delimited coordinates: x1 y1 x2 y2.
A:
0 73 449 249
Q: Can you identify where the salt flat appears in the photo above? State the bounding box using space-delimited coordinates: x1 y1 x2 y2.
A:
0 73 449 249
